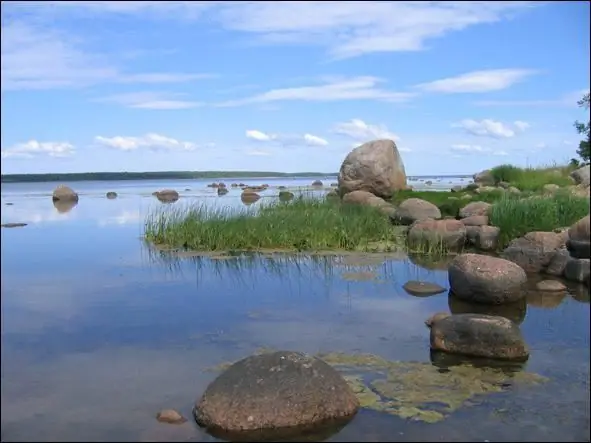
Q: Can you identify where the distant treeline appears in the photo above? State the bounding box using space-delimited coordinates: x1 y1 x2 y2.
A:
1 171 338 183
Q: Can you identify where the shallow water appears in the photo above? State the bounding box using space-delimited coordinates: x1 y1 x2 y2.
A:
1 177 589 442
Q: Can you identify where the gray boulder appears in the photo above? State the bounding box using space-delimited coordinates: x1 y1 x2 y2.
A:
428 313 529 361
570 164 590 187
194 351 359 438
501 231 567 273
390 198 441 225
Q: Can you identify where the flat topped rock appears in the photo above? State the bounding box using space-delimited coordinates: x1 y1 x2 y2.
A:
403 280 446 296
194 351 359 437
535 280 567 292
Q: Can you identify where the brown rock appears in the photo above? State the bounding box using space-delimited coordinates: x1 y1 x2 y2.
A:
155 189 180 203
429 313 529 360
425 312 450 328
501 231 567 273
535 280 566 292
567 215 590 242
459 201 491 218
407 219 466 251
461 215 489 227
311 180 323 187
241 190 261 205
156 409 187 424
403 281 446 297
448 253 527 304
390 198 441 225
338 139 407 199
194 351 359 437
52 185 79 202
217 187 229 196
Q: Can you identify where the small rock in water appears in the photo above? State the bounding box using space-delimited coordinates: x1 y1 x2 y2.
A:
403 281 446 297
156 409 187 424
5 202 13 205
1 222 27 228
535 280 566 292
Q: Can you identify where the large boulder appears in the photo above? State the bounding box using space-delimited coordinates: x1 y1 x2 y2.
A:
570 164 590 187
501 231 568 273
338 139 407 199
458 201 491 219
428 313 529 361
448 254 527 304
52 185 78 202
564 258 590 283
567 215 590 259
407 219 466 251
241 189 261 205
473 169 494 185
544 247 570 276
194 351 359 438
390 198 441 225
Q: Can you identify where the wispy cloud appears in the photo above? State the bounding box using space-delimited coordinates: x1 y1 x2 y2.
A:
94 92 204 110
473 89 590 107
1 140 75 158
452 119 529 139
450 144 509 157
5 2 540 59
1 21 212 91
94 134 213 152
333 119 401 142
416 69 538 94
217 77 413 107
246 130 329 147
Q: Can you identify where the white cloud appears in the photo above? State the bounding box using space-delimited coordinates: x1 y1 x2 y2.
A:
95 92 204 110
246 130 275 142
217 77 413 107
333 119 401 142
245 130 328 148
1 140 75 158
452 119 530 139
513 120 530 132
1 22 211 91
94 134 208 152
416 69 537 94
450 144 490 153
493 150 509 156
246 150 272 157
473 89 590 107
5 2 539 59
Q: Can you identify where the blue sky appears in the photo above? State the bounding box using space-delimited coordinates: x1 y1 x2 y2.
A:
1 1 589 175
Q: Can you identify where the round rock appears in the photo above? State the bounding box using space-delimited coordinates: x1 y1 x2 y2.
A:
106 191 118 199
458 201 491 218
448 253 527 304
390 198 441 225
403 280 446 297
429 313 529 361
194 351 359 436
52 185 79 202
535 280 566 292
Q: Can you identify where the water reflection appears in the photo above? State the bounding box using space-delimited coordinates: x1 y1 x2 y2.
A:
53 199 78 213
448 293 528 325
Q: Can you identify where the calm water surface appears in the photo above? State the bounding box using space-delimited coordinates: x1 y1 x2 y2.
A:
1 177 589 442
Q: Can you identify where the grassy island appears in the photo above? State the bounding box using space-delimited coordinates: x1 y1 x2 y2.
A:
144 163 589 255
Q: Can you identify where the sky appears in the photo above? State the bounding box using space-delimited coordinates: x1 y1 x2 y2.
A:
1 1 590 176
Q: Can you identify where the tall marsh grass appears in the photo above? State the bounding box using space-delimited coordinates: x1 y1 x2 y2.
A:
489 163 575 192
144 196 402 252
489 192 589 247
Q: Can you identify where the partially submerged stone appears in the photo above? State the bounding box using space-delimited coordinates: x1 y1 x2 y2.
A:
403 280 446 297
448 254 527 304
1 222 27 228
448 294 527 325
106 191 117 199
194 351 359 437
535 280 567 292
52 184 78 202
501 231 568 273
564 258 590 283
424 312 450 327
155 189 179 203
429 313 529 361
156 409 187 424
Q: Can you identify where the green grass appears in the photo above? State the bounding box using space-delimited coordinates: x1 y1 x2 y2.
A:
489 163 575 192
144 196 404 252
489 192 589 247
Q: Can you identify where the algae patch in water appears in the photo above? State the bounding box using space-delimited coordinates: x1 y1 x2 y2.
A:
317 352 548 424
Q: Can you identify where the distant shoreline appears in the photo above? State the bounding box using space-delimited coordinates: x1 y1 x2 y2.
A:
0 171 337 183
1 171 473 183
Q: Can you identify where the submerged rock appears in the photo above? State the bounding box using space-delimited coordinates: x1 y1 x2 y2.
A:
448 254 527 304
217 187 229 196
155 189 179 203
156 409 187 424
403 280 446 297
53 199 78 213
1 222 27 228
448 293 527 325
535 280 567 292
106 191 117 199
194 351 359 437
429 313 529 361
